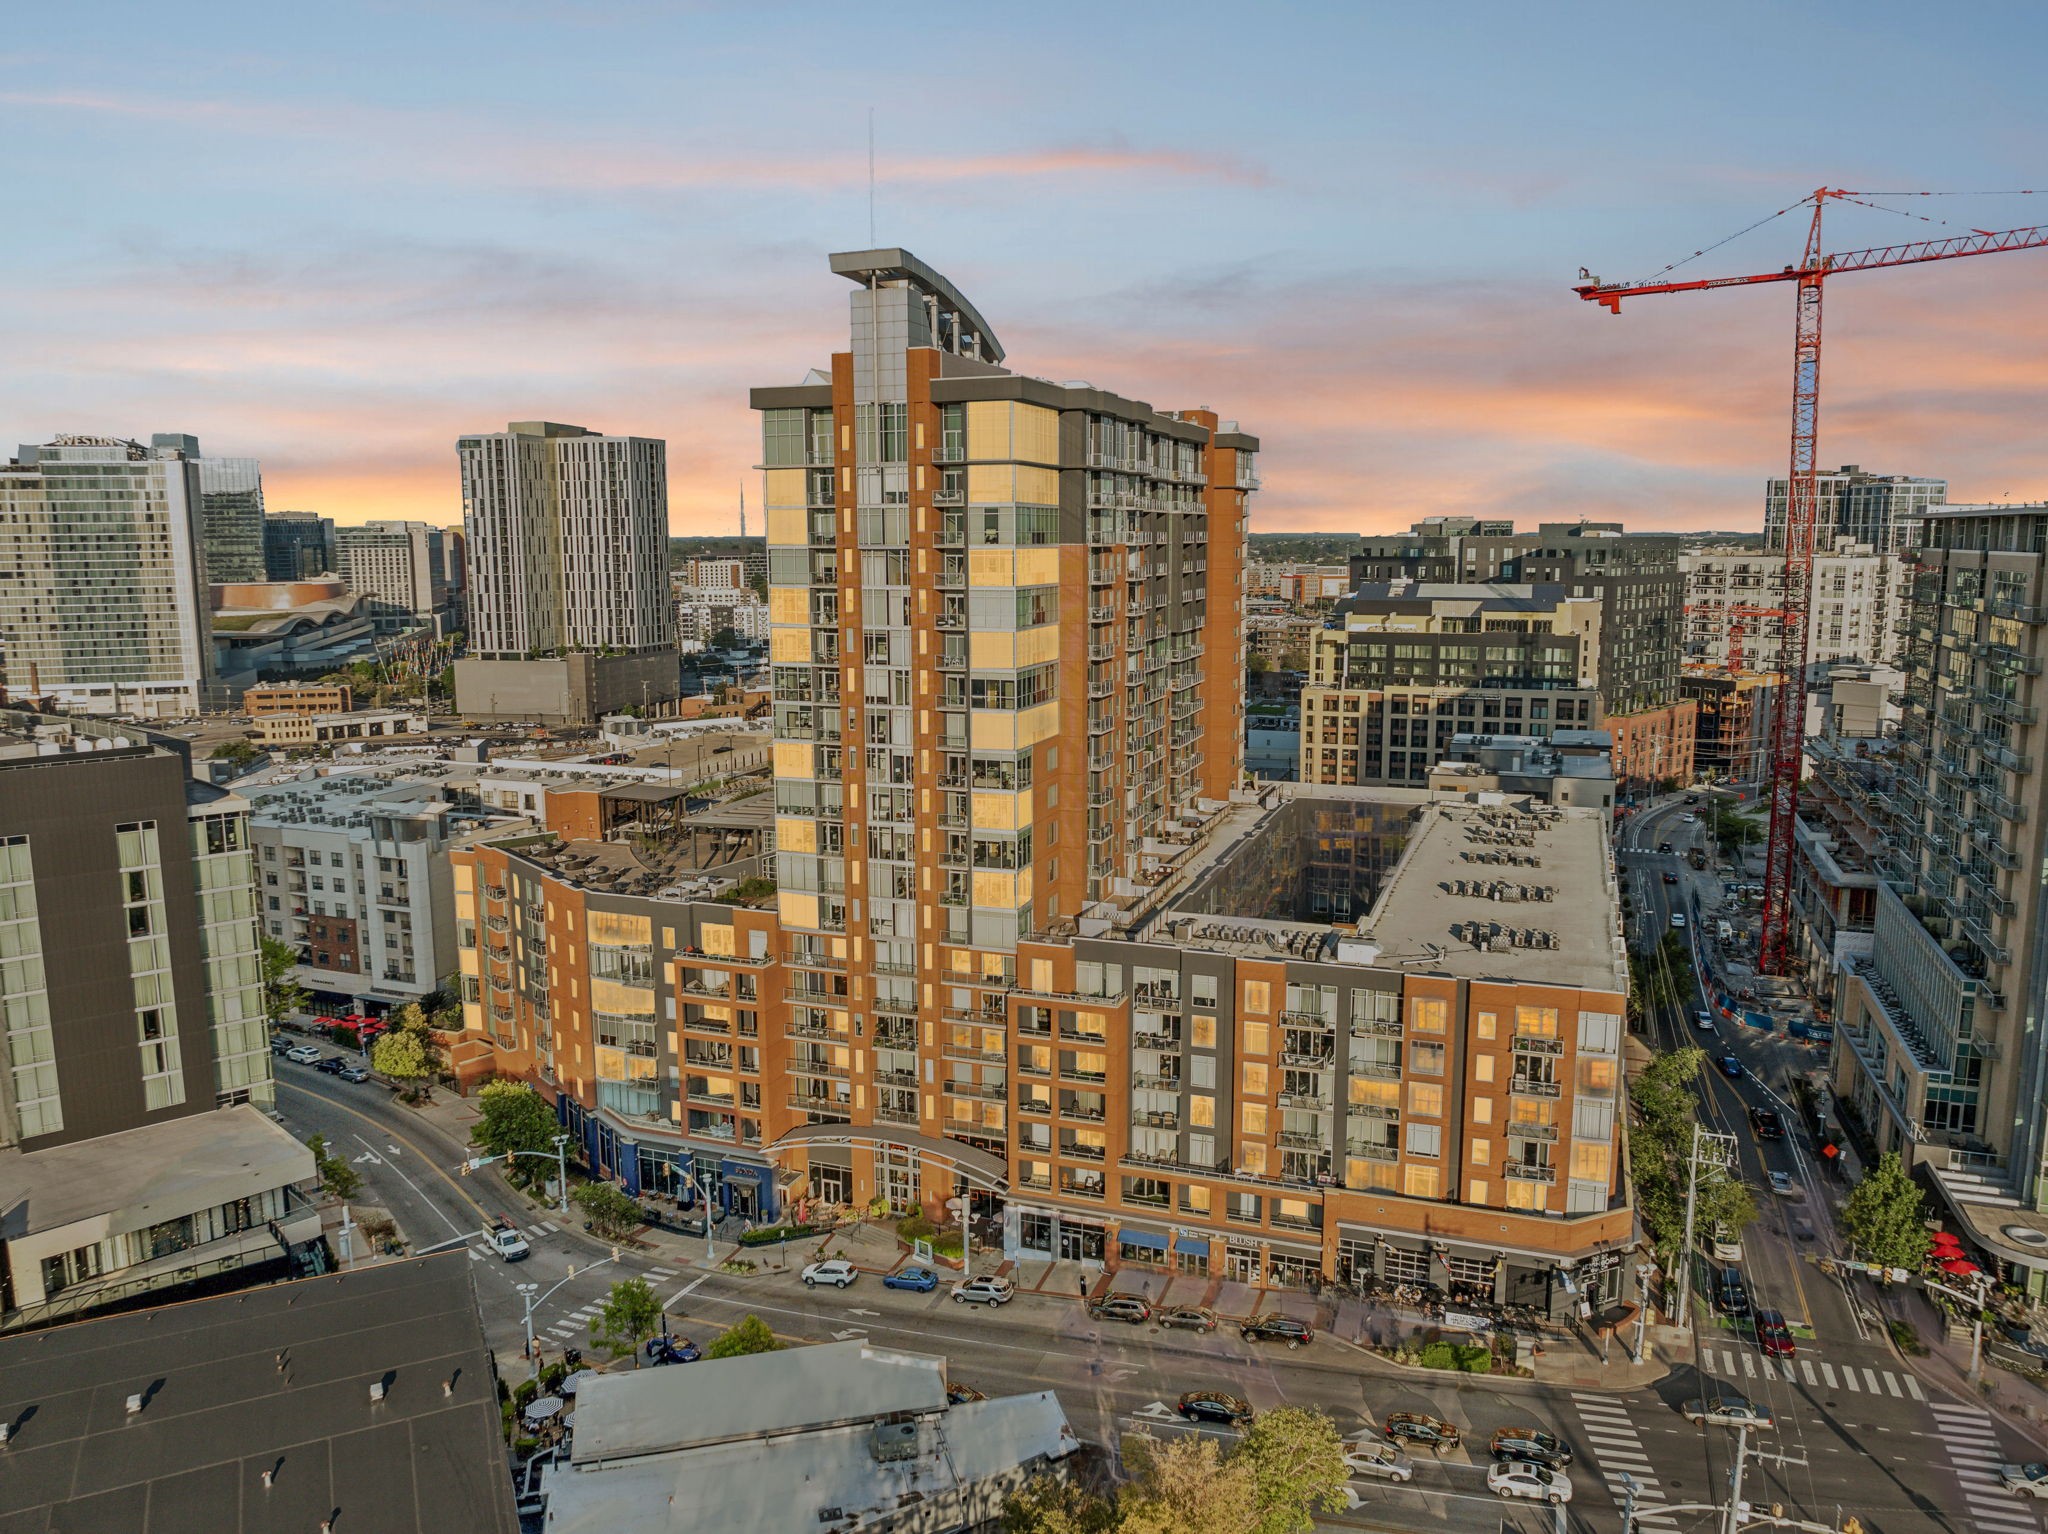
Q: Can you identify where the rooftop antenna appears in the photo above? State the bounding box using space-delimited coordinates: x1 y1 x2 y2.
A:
739 484 746 541
868 107 876 246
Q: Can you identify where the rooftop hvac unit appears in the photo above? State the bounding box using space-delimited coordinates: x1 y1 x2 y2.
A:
868 1417 920 1464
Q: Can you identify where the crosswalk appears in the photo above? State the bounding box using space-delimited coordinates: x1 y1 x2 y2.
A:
1570 1392 1676 1526
1701 1346 1924 1399
1932 1400 2042 1534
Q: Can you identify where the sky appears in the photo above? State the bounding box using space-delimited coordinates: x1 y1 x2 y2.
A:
7 1 2048 538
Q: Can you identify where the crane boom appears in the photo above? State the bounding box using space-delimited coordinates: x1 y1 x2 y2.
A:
1573 188 2048 975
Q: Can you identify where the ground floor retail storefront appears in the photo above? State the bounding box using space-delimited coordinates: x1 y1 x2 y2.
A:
560 1099 792 1223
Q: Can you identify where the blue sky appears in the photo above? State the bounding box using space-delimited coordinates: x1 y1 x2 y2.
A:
6 1 2048 533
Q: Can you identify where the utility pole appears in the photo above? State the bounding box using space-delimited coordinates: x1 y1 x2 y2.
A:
1926 1270 1994 1385
1677 1124 1737 1329
1634 1261 1655 1364
1619 1471 1640 1534
1724 1427 1809 1534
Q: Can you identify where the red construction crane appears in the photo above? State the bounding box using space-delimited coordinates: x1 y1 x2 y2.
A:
1575 189 2048 975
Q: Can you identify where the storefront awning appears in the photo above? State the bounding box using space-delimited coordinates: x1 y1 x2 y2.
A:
1119 1228 1168 1252
721 1158 773 1186
1174 1234 1209 1256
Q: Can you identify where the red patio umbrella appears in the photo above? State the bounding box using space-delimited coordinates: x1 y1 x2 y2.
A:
1940 1258 1981 1276
1930 1237 1966 1256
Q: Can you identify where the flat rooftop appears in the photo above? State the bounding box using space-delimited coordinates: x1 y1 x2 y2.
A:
0 1254 518 1533
0 1105 314 1240
1134 786 1624 993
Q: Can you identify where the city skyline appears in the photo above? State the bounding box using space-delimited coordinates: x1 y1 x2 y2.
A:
8 2 2048 537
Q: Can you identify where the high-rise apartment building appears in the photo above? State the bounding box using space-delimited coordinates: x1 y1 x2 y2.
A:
1683 542 1902 678
1299 583 1603 787
1765 465 1946 555
1832 503 2048 1292
153 434 267 583
264 509 335 580
0 711 316 1328
0 435 214 718
335 519 450 633
442 251 1633 1310
458 421 671 658
452 422 677 723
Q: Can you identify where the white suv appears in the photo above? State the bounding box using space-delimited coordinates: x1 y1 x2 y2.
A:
952 1275 1015 1306
802 1259 859 1289
284 1044 321 1064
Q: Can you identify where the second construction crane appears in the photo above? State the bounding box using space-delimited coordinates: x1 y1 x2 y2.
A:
1575 188 2048 975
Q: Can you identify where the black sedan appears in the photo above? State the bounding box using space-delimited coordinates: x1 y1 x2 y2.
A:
314 1055 347 1074
1177 1389 1254 1426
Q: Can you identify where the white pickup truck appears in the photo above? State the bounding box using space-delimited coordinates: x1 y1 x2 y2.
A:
487 1225 530 1261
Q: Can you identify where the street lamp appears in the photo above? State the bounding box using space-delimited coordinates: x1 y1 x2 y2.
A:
515 1247 622 1381
1925 1268 1995 1385
464 1133 572 1216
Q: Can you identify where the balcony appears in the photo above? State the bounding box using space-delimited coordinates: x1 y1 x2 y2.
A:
1352 1059 1402 1081
1345 1140 1399 1162
1132 1108 1181 1130
1509 1076 1562 1099
786 1094 849 1116
1271 1209 1322 1234
789 1060 850 1080
1058 1179 1106 1201
1275 1130 1324 1151
1505 1163 1558 1184
875 1104 919 1126
1018 1097 1052 1116
944 1080 1007 1102
1131 1071 1181 1091
1277 1092 1329 1112
1351 1016 1403 1038
1060 1143 1106 1163
1505 1120 1558 1142
1511 1034 1564 1055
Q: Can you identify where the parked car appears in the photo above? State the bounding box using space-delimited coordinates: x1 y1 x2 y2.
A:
270 1033 292 1055
1718 1054 1743 1079
1749 1107 1785 1140
1157 1305 1218 1333
643 1333 700 1365
1383 1412 1460 1452
1489 1462 1572 1504
1997 1463 2048 1497
883 1265 938 1292
1176 1389 1254 1426
1087 1295 1152 1324
314 1054 346 1075
1685 794 1700 804
1491 1428 1573 1469
1683 1394 1774 1429
1710 1224 1745 1263
1756 1308 1796 1359
488 1227 530 1262
1715 1270 1751 1317
802 1259 859 1289
1240 1314 1313 1347
1694 1010 1716 1032
338 1065 369 1083
1681 812 1699 824
953 1275 1015 1306
1769 1171 1797 1198
1672 913 1687 929
1342 1439 1414 1482
284 1044 321 1064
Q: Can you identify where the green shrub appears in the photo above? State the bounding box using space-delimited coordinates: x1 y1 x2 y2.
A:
1456 1343 1493 1373
896 1212 938 1242
738 1222 821 1247
932 1234 964 1260
1889 1318 1928 1356
1417 1341 1459 1371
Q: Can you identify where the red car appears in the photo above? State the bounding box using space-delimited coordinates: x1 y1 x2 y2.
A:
1756 1308 1795 1358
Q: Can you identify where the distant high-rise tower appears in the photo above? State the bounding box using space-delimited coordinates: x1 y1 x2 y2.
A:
1765 465 1946 555
0 435 215 717
335 520 449 633
457 421 673 659
152 434 266 583
263 509 334 580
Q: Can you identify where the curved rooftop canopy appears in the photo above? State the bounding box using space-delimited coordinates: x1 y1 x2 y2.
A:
830 247 1005 365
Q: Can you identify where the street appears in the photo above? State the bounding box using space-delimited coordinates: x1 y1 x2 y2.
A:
270 862 2048 1534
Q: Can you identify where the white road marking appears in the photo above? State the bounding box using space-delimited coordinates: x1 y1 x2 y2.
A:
467 1248 484 1261
1741 1351 1756 1378
1862 1367 1882 1393
351 1131 466 1237
1842 1367 1860 1392
1903 1373 1925 1400
1801 1360 1817 1386
1884 1372 1904 1397
1820 1361 1837 1388
645 1266 678 1278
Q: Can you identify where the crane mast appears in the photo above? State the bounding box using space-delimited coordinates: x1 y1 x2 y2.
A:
1575 190 2048 974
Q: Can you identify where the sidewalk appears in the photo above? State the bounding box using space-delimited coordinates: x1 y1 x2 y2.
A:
1879 1284 2048 1455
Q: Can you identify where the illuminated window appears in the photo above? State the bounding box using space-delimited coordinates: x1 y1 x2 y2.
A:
1192 1015 1217 1049
1410 997 1447 1033
1240 1142 1268 1174
1241 1103 1268 1134
1470 1137 1491 1166
1189 1095 1215 1127
1408 1082 1442 1117
1570 1141 1613 1182
1466 1178 1488 1204
1514 1005 1558 1038
1243 979 1271 1014
1476 1010 1497 1040
1472 1096 1493 1124
1243 1063 1268 1095
1404 1164 1440 1199
1349 1076 1399 1107
1241 1020 1269 1057
1473 1054 1495 1083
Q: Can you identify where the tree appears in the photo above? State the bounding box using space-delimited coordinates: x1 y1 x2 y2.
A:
260 935 308 1025
1234 1407 1351 1534
573 1180 644 1240
1246 653 1271 677
371 1027 431 1088
1002 1476 1116 1534
1116 1433 1259 1534
473 1080 559 1189
304 1133 361 1201
1841 1151 1931 1272
209 737 261 769
704 1313 784 1359
588 1276 663 1363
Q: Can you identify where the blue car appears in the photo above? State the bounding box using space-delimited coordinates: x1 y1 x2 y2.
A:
644 1333 701 1365
884 1265 939 1292
1718 1055 1743 1079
